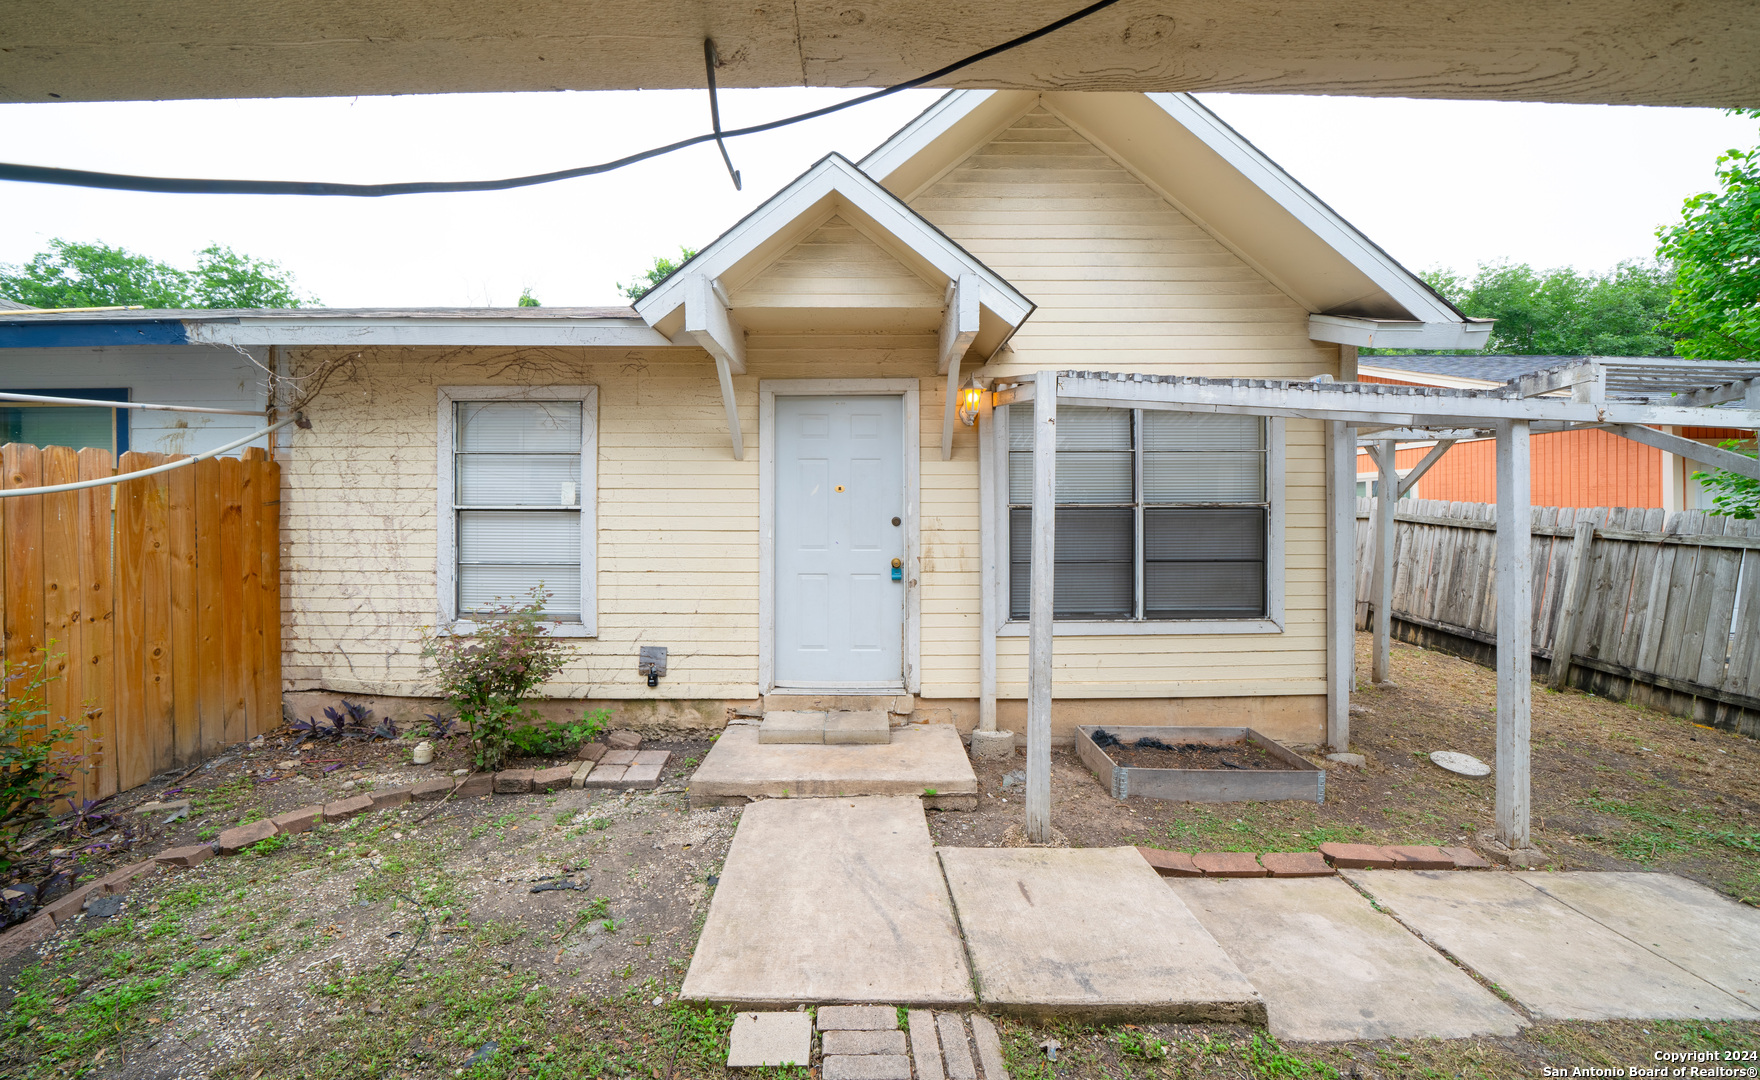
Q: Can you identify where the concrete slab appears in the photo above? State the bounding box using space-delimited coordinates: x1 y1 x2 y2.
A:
825 710 890 745
1517 872 1760 1010
1171 876 1525 1042
689 724 977 801
679 796 973 1007
726 1012 812 1067
1344 870 1759 1021
939 846 1263 1023
759 710 825 745
824 1030 908 1055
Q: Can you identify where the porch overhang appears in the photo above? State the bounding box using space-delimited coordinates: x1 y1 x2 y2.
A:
634 152 1034 460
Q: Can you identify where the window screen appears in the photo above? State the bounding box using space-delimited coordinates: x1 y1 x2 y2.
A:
0 388 128 454
1009 403 1268 621
454 400 584 619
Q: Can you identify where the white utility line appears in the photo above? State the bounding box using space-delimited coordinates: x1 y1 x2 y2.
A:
0 417 300 498
0 390 267 416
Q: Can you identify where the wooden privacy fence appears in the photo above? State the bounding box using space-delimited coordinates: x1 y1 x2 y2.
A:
1355 497 1760 738
1 444 281 799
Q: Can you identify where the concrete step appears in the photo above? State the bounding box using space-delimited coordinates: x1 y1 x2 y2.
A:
690 724 977 808
759 709 891 746
762 692 914 717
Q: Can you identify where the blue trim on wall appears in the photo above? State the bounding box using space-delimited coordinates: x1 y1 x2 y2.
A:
0 321 188 348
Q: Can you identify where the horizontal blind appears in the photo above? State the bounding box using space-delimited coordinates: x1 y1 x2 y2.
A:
455 400 583 619
1009 508 1133 619
1144 507 1266 618
1008 404 1132 504
1143 412 1264 503
1006 402 1269 623
0 406 115 453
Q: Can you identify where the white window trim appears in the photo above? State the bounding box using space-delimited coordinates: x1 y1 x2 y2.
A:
435 385 598 638
990 405 1285 637
758 378 921 695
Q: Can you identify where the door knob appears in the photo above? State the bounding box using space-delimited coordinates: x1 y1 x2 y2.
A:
891 557 903 581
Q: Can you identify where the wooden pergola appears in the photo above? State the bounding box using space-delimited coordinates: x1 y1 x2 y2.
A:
987 364 1760 850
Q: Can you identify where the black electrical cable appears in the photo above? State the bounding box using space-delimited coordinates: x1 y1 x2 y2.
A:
0 0 1128 198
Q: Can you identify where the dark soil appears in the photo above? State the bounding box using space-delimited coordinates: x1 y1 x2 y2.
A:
1102 737 1288 771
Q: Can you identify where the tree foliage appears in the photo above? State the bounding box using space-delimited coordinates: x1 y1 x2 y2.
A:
617 247 697 302
1656 109 1760 363
0 239 314 309
1384 260 1676 356
1692 445 1758 520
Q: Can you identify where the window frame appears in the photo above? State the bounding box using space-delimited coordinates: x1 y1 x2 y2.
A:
435 385 598 638
991 403 1285 637
0 387 130 455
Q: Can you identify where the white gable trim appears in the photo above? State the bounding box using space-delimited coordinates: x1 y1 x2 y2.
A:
632 153 1033 333
862 89 1485 350
1146 94 1463 329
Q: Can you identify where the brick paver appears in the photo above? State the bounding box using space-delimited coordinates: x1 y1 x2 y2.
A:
817 1005 898 1031
1319 842 1397 869
1259 852 1334 877
1193 852 1268 878
1136 847 1201 877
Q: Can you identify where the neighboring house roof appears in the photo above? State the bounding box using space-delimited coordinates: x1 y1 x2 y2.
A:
861 90 1492 352
0 297 36 311
0 306 668 348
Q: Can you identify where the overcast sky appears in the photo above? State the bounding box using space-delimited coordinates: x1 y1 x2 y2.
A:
2 89 1751 309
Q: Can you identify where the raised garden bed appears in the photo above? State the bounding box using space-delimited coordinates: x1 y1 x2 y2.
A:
1076 725 1323 805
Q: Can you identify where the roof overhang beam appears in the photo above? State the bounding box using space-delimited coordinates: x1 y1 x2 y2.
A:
1603 423 1760 481
939 273 981 461
1308 314 1494 351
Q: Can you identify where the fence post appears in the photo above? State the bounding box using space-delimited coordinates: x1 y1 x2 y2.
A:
1371 440 1397 685
1546 519 1598 690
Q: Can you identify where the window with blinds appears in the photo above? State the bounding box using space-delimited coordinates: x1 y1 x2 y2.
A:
1008 405 1268 621
453 400 584 620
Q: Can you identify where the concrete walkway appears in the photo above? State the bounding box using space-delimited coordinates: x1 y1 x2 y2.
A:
941 847 1263 1023
1171 876 1526 1042
682 794 1760 1037
679 796 975 1007
1345 870 1760 1022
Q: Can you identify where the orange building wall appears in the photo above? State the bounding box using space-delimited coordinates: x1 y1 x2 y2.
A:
1385 429 1664 508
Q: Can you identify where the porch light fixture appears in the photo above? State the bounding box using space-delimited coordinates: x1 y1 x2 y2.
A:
956 386 986 427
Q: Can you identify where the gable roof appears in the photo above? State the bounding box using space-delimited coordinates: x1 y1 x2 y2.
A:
862 90 1491 352
633 152 1033 356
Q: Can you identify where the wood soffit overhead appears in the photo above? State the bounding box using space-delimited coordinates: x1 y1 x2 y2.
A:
4 2 1757 107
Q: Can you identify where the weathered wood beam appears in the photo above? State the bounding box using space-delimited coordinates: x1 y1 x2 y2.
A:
1501 361 1603 401
714 356 743 461
1397 439 1456 496
1325 420 1356 751
1026 373 1056 844
678 273 746 375
1606 424 1760 480
939 274 980 461
1371 439 1396 685
1048 373 1760 429
1546 517 1599 690
1495 419 1533 854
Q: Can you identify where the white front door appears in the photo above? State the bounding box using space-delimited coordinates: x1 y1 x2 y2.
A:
774 395 906 687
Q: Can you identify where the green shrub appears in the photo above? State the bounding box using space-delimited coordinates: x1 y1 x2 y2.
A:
504 707 613 759
1 653 86 875
419 588 570 772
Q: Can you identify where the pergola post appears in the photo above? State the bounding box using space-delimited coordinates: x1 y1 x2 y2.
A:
1026 374 1057 844
1371 439 1397 684
975 387 1001 741
1494 419 1533 853
1325 420 1356 751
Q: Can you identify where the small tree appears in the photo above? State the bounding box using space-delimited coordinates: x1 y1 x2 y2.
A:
419 588 570 772
618 247 698 302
